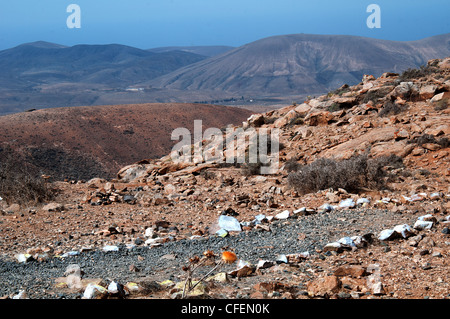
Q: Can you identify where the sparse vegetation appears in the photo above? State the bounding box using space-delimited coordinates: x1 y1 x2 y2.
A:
287 154 404 194
284 158 302 172
328 84 350 97
181 250 236 299
199 169 216 180
327 103 342 112
398 64 439 82
362 89 387 104
407 133 450 148
0 147 56 205
287 114 305 126
240 162 263 176
378 101 407 117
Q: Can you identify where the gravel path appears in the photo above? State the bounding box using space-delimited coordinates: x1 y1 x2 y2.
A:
0 208 417 299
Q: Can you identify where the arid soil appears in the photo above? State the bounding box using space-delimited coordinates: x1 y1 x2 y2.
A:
0 58 449 300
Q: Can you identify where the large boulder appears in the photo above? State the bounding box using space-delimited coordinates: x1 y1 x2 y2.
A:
117 163 154 182
305 111 334 126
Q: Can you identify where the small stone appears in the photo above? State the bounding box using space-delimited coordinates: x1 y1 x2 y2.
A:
393 224 414 239
276 254 288 264
83 283 108 299
102 245 119 252
275 210 290 220
125 282 141 294
372 282 385 295
107 281 125 298
144 227 155 238
422 263 432 270
15 253 33 263
407 234 423 247
413 220 433 230
256 260 274 270
215 228 229 238
235 265 255 278
441 227 450 235
356 198 370 206
12 290 27 299
307 275 341 297
338 198 356 209
254 214 267 223
129 264 140 272
337 291 352 299
64 264 83 277
432 250 442 258
293 207 307 215
334 265 367 278
218 215 242 232
338 236 356 248
42 202 65 212
286 252 310 263
206 272 229 283
319 203 335 212
323 242 342 253
417 214 437 223
378 229 397 241
144 237 164 246
60 250 80 258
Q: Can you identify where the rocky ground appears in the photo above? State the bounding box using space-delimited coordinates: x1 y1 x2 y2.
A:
0 58 449 300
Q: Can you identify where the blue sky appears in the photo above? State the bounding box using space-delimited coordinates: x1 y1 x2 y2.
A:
0 0 448 50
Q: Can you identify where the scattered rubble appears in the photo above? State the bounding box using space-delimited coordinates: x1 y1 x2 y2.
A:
0 58 449 299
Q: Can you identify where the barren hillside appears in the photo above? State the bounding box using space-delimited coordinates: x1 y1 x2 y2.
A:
0 103 253 180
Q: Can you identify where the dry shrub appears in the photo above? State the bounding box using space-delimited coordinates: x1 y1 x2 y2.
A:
284 158 302 172
241 162 263 176
287 154 403 194
378 101 407 117
0 147 56 205
407 134 450 148
398 65 438 82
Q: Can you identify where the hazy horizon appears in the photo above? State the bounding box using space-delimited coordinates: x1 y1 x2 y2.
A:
0 0 449 51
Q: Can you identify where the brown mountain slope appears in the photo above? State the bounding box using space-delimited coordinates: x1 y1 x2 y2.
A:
148 33 450 96
0 103 253 180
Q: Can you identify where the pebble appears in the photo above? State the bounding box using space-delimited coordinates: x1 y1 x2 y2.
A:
83 283 108 299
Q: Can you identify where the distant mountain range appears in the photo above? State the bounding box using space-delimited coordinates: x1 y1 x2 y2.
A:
0 33 449 115
148 33 450 95
147 45 235 57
